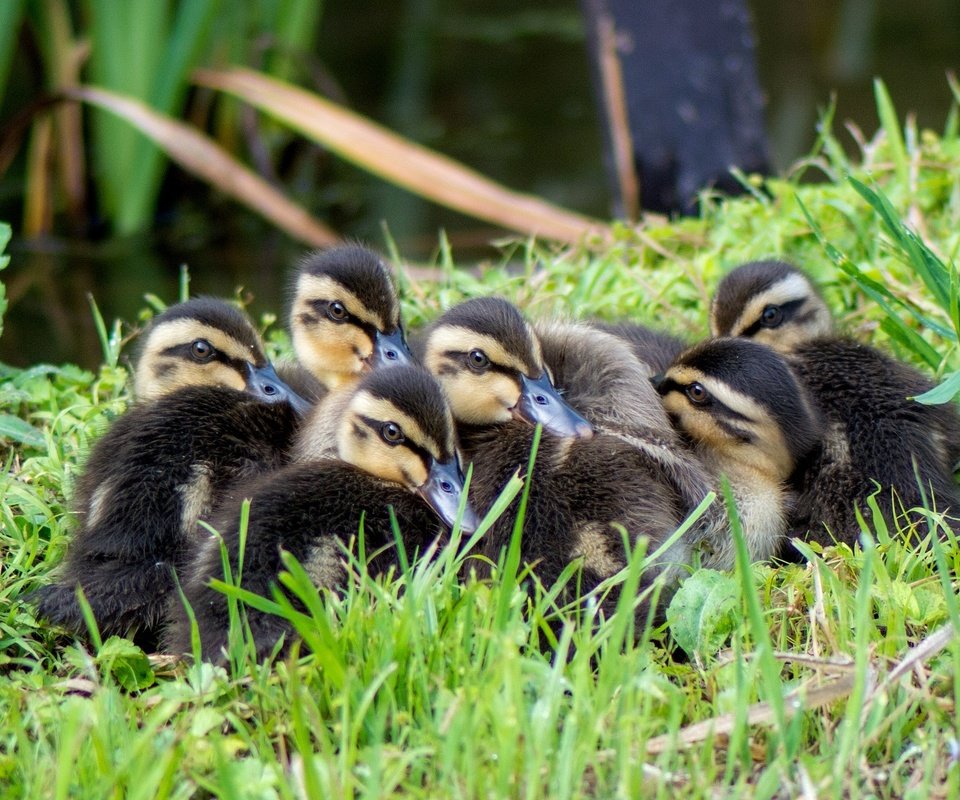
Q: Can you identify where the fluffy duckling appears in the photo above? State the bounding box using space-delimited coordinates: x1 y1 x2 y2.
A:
420 299 710 622
589 321 689 375
164 365 476 662
654 337 823 568
710 260 960 547
283 244 414 399
35 298 308 644
533 318 718 518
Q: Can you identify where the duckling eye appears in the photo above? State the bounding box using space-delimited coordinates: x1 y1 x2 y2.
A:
467 349 490 371
327 301 349 322
190 339 214 361
380 421 405 444
760 305 783 328
686 382 710 405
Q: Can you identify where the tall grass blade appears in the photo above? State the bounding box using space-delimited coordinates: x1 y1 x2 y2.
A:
194 67 611 245
798 194 944 369
874 78 909 187
0 0 24 95
66 85 337 246
724 480 789 757
86 293 122 367
494 425 542 632
119 0 219 233
849 177 953 310
832 529 876 789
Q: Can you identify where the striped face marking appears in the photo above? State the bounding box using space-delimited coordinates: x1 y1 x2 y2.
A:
657 364 795 479
711 272 832 351
423 324 545 425
336 390 450 489
292 273 400 388
135 319 262 401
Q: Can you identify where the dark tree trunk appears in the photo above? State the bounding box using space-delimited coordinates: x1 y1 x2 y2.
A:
582 0 770 217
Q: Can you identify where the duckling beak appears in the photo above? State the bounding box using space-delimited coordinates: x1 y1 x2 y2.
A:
649 373 665 392
512 373 593 439
371 328 415 368
245 363 313 416
417 457 480 534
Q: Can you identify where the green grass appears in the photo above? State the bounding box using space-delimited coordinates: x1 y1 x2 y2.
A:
3 104 960 797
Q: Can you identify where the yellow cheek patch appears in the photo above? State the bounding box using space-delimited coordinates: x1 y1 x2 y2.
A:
136 360 246 402
337 410 430 488
292 320 372 388
294 273 393 330
435 369 518 425
135 319 260 400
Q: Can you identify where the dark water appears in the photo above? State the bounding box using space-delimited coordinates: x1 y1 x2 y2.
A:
2 0 959 369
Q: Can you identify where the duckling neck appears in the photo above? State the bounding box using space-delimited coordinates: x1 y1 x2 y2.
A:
292 386 353 463
697 450 789 569
315 369 359 392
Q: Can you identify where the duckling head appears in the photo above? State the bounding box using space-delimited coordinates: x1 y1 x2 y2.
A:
332 365 479 532
134 297 308 412
290 245 414 390
653 337 821 481
709 260 833 352
420 297 593 438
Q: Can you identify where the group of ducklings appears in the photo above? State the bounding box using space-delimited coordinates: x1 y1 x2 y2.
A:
34 245 960 662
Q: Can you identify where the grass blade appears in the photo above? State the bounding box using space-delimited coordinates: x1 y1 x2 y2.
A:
0 0 24 95
874 78 909 187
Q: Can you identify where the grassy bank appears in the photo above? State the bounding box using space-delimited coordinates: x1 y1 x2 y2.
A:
2 107 960 798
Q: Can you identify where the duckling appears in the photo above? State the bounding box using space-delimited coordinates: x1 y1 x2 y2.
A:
283 244 414 399
419 299 711 623
164 365 476 662
653 337 823 567
589 321 689 375
35 298 309 644
710 260 960 547
533 319 718 519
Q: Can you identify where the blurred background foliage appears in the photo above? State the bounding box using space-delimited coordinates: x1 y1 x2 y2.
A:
0 0 959 368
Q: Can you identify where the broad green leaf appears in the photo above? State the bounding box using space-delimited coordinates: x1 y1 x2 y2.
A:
96 636 156 691
914 370 960 405
667 569 740 658
0 414 46 448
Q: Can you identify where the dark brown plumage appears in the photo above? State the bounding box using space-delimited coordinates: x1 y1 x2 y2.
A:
711 260 960 549
34 299 305 646
421 300 712 627
164 365 474 662
589 321 689 375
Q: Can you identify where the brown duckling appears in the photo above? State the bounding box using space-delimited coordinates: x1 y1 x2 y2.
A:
589 321 689 375
710 260 960 548
164 365 476 662
281 244 414 400
35 298 308 645
654 337 823 567
420 298 710 624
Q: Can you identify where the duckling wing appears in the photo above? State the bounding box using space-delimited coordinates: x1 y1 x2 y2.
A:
789 339 960 544
37 388 300 642
166 463 446 662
